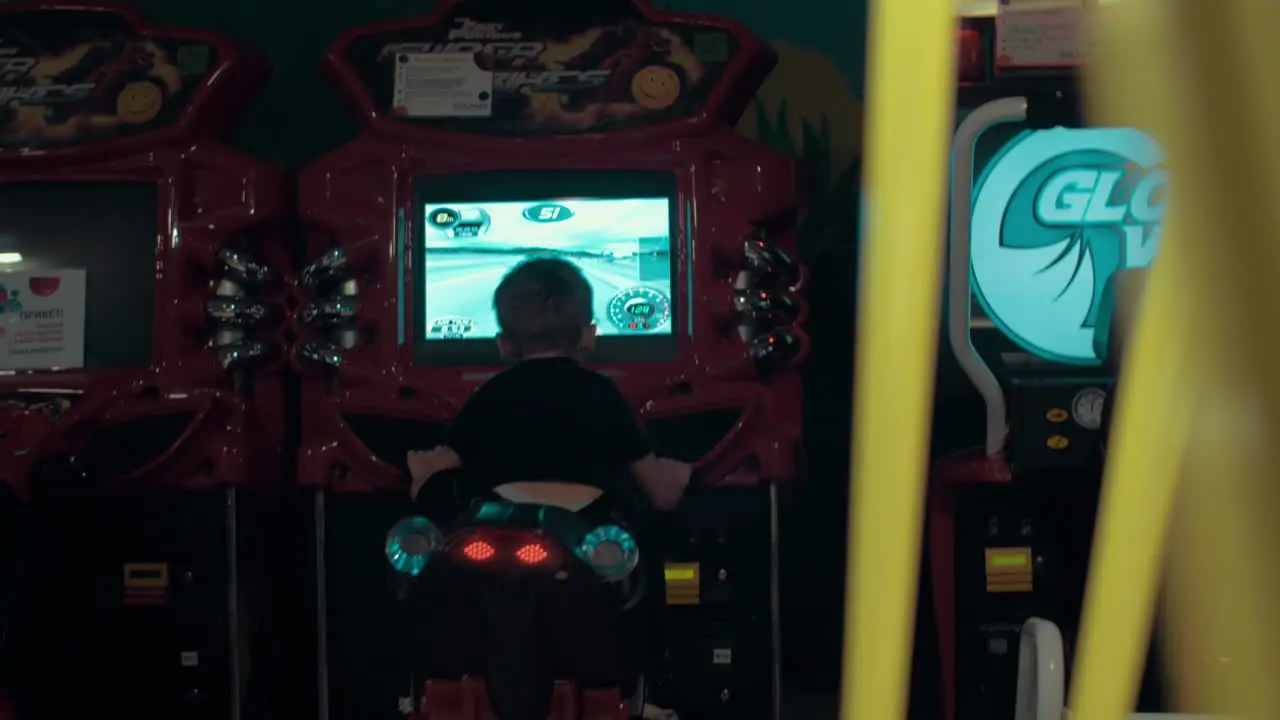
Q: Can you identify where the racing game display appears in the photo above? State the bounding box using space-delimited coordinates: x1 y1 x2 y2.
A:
421 197 673 344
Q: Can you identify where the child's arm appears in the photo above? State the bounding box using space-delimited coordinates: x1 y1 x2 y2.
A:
629 454 692 511
599 381 691 511
407 446 463 499
406 386 494 499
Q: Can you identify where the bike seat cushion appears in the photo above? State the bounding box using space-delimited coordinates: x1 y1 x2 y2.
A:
417 468 648 531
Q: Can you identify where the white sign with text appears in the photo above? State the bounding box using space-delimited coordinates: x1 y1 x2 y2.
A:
996 0 1086 70
392 52 493 118
0 268 87 371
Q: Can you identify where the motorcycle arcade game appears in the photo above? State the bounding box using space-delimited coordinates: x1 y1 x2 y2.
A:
293 0 805 718
0 4 286 718
927 18 1166 720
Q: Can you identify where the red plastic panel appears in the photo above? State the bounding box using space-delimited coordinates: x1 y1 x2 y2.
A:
928 450 1014 720
419 679 599 720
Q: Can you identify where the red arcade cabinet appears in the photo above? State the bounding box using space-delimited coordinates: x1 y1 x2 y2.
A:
0 4 286 718
294 0 806 718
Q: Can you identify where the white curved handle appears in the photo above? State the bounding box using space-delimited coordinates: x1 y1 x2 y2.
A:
1021 617 1227 720
947 96 1027 458
1016 617 1067 720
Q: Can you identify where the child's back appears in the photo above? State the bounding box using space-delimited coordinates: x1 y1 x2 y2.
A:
409 257 690 512
446 355 649 491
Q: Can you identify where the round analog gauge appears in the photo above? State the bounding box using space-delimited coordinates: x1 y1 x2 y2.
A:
1071 387 1108 430
607 287 671 333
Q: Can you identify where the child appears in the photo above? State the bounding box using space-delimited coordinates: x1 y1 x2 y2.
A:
407 258 687 715
407 257 691 513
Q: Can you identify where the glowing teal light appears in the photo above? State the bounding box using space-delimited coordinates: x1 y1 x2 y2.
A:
971 127 1165 365
385 515 443 576
577 525 639 582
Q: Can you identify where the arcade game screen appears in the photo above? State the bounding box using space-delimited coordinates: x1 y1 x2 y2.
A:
0 182 156 369
413 172 679 365
965 121 1166 365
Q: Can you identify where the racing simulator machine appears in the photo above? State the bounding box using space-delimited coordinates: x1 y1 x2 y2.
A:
928 13 1165 720
293 0 806 718
0 4 286 718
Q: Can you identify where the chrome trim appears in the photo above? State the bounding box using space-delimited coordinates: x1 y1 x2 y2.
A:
769 481 783 720
315 490 330 720
226 487 242 720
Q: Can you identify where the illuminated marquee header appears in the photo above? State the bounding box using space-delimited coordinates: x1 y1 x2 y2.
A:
971 127 1166 365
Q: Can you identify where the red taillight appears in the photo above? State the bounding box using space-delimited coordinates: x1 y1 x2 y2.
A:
462 540 496 561
515 543 549 565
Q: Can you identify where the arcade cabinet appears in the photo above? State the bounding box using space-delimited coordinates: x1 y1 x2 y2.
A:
929 13 1165 720
0 4 286 718
293 1 806 718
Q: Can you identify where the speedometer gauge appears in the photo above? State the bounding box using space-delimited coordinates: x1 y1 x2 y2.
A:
607 287 670 332
1071 387 1108 430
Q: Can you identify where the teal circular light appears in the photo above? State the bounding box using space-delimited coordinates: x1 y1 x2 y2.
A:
578 525 639 582
385 516 443 576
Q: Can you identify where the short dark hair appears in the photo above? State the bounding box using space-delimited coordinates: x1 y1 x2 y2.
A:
493 258 593 356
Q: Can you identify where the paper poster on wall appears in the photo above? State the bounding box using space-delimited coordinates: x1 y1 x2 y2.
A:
996 0 1086 70
0 268 87 371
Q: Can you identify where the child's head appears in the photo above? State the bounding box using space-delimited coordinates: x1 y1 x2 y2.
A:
493 257 595 360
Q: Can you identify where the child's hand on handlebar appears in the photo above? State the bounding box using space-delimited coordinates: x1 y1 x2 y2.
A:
407 446 463 498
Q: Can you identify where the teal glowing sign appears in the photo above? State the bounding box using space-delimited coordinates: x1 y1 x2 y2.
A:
971 127 1165 365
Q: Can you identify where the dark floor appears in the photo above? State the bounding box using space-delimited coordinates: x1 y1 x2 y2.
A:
783 691 839 719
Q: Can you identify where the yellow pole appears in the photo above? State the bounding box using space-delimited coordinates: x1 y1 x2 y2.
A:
840 0 954 718
1066 3 1191 717
1073 0 1280 717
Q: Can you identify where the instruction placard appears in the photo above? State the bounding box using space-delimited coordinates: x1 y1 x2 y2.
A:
996 0 1086 70
391 52 493 119
0 268 86 371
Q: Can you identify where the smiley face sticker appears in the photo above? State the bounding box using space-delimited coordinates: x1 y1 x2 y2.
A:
630 65 682 111
115 81 164 124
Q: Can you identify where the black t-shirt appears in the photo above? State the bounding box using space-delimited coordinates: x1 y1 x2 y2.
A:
444 357 651 492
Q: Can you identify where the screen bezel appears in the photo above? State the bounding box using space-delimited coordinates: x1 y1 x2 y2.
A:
410 171 680 367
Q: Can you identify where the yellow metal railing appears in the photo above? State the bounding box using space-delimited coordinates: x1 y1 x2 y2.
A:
845 0 1280 718
840 0 954 718
1075 2 1280 717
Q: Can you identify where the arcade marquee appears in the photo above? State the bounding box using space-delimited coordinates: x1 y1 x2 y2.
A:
291 0 807 718
969 124 1164 367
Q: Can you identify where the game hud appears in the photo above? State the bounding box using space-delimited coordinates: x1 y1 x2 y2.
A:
421 197 673 342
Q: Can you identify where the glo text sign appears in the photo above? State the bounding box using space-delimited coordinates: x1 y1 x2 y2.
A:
971 127 1165 365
